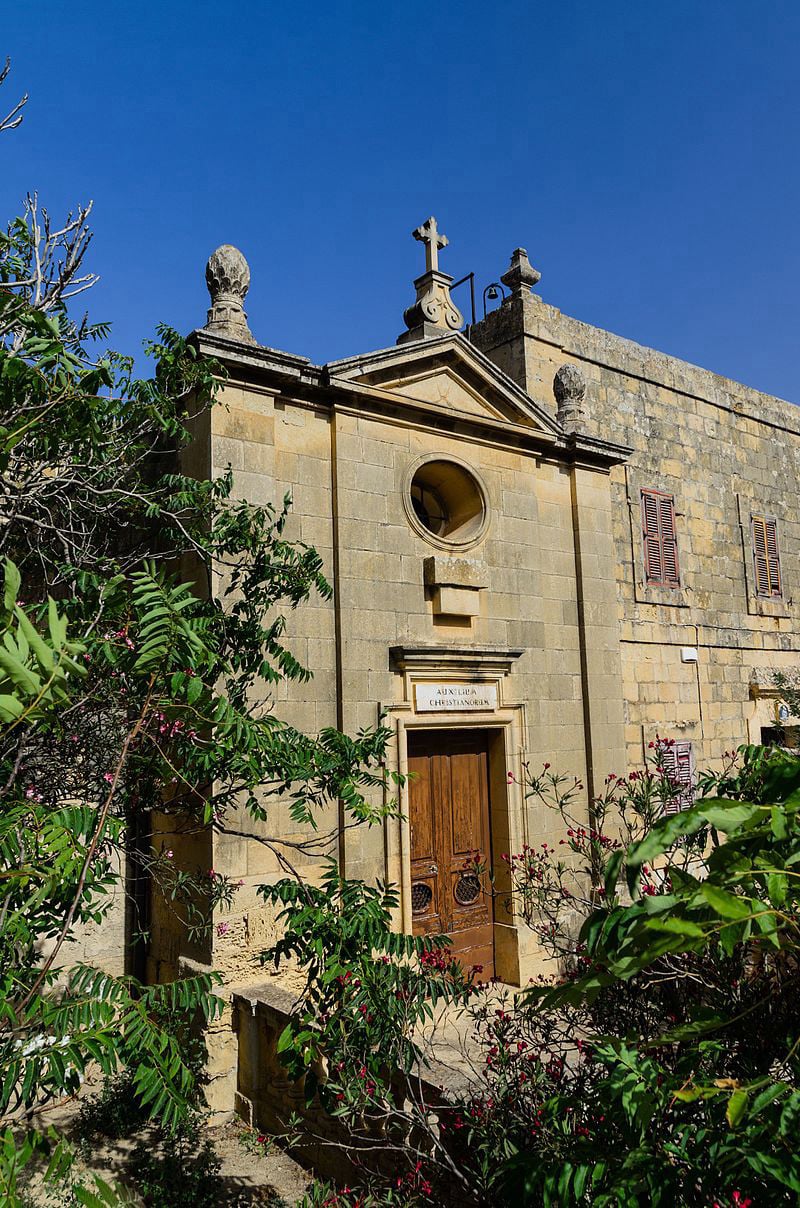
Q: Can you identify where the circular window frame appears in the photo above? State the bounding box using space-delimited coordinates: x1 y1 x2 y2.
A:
402 453 490 551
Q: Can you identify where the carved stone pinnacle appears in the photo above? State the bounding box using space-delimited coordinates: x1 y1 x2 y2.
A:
500 247 541 299
204 244 256 344
554 363 587 430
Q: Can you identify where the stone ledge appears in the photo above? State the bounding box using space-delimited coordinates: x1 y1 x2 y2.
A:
423 555 487 590
749 667 800 697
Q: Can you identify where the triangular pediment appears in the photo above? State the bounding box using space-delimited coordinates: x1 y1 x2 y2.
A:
325 333 562 439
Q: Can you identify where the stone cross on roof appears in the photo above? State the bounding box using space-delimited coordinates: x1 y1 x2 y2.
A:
413 216 448 273
398 214 463 344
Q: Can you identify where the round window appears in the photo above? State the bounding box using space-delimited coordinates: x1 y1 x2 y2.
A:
404 457 489 548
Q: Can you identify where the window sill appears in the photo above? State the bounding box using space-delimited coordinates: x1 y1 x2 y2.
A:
747 596 791 619
634 581 691 608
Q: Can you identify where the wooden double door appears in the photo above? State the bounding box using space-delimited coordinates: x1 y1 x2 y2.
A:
407 729 494 977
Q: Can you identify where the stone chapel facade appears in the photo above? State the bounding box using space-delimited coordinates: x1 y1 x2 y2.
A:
142 220 800 1104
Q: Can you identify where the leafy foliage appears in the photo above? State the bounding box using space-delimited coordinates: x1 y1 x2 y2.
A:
261 862 474 1115
0 60 396 1203
269 747 800 1207
126 1113 225 1208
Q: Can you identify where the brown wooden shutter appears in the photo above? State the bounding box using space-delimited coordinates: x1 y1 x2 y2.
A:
642 490 663 583
752 516 770 596
660 746 679 814
752 515 782 597
661 742 694 815
658 494 680 585
765 518 782 596
675 743 694 808
641 490 679 586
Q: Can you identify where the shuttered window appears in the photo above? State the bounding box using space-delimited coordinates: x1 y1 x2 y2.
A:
641 489 680 586
661 741 694 815
751 514 782 598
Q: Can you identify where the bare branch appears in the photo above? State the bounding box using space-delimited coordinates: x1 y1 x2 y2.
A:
0 58 27 134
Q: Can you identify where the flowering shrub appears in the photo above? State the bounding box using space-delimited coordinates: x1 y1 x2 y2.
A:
274 744 800 1206
472 744 800 1205
261 863 474 1122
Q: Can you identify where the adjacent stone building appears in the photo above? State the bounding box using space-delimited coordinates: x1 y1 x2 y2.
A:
146 221 800 1108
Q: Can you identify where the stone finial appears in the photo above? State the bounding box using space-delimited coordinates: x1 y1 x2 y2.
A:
204 244 256 344
398 215 464 345
554 363 587 429
500 247 541 299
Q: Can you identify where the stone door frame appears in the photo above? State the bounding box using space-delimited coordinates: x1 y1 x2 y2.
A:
382 658 533 984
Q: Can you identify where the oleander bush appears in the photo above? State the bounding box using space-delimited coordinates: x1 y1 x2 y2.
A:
272 743 800 1207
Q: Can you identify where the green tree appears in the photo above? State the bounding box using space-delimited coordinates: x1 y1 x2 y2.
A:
0 59 394 1203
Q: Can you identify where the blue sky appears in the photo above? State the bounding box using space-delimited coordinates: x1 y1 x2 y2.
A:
3 2 800 399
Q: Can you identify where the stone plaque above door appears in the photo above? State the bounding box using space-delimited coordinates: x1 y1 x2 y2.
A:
414 681 498 713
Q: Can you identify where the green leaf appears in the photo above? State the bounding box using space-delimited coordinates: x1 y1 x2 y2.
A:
764 869 788 908
604 849 624 899
2 559 20 612
0 693 24 721
700 884 753 919
726 1087 749 1128
644 915 706 938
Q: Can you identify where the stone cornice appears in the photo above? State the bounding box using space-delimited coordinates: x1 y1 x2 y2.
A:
326 376 558 454
552 431 633 470
325 331 560 434
189 330 630 468
190 329 320 386
389 644 524 677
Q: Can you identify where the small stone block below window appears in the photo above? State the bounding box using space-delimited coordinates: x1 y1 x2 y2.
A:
432 585 482 618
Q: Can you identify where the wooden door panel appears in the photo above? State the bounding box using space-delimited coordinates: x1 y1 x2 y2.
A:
449 751 480 856
448 749 492 943
408 752 442 934
408 753 435 862
408 730 494 976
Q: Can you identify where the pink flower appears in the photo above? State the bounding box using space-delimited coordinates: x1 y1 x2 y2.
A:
165 849 173 860
216 921 231 936
103 772 114 784
507 771 515 783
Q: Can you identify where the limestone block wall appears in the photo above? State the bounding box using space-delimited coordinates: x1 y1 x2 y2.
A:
48 853 128 980
473 290 800 777
170 342 626 963
329 404 595 883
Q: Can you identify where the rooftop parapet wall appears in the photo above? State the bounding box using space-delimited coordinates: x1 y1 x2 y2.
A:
472 291 800 436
